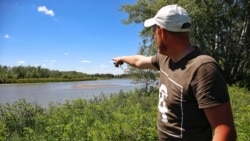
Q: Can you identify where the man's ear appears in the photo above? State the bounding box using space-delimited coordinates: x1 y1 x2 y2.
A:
159 28 167 39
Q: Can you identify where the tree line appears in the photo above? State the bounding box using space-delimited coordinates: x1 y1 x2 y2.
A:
0 65 126 83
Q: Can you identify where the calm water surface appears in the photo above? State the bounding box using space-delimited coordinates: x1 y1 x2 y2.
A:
0 79 140 107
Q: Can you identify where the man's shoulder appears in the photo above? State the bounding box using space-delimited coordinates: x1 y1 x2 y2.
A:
151 53 170 70
154 53 170 61
191 48 217 64
195 54 216 63
187 48 220 72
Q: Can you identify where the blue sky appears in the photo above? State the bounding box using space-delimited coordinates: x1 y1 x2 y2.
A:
0 0 143 74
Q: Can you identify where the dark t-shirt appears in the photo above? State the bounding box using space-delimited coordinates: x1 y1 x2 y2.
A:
151 48 229 141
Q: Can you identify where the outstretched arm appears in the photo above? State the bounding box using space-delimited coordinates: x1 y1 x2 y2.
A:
112 55 156 69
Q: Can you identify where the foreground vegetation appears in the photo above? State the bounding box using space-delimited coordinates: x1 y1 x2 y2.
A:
0 86 249 141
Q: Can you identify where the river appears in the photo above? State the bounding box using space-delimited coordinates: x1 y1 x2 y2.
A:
0 79 141 107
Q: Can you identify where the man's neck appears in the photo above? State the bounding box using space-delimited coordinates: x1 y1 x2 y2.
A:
171 44 193 62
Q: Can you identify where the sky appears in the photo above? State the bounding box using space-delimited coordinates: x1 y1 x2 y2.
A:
0 0 144 74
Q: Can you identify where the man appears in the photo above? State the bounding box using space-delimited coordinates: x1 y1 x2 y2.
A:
112 4 237 141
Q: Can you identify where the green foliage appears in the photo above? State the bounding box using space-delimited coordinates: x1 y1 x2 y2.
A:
0 120 7 141
0 89 158 141
228 86 250 141
0 86 249 140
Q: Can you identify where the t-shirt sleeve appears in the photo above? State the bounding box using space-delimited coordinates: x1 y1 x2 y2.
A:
191 62 230 109
151 54 160 70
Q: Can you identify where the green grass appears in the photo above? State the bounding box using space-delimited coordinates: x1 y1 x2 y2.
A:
229 86 250 141
0 86 249 141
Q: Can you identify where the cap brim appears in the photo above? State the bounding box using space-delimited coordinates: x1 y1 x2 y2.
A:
144 18 156 27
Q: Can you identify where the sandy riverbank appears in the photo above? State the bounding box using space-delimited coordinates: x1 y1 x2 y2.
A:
74 84 115 89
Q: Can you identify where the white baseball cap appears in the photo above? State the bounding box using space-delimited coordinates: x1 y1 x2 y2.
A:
144 4 191 32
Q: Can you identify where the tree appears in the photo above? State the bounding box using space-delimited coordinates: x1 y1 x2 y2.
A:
185 0 250 85
120 0 169 89
120 0 250 87
125 40 158 92
237 0 250 88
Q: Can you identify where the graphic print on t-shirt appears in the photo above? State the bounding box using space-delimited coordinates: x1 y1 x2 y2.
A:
158 68 184 138
158 84 169 123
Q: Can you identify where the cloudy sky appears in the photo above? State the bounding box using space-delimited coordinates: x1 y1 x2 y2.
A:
0 0 143 74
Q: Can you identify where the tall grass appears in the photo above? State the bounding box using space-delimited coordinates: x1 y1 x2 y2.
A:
229 86 250 141
0 86 249 141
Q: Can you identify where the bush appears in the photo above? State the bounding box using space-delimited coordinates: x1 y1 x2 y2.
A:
228 86 250 141
0 86 249 140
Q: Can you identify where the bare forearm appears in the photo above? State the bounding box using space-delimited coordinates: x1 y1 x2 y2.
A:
212 126 237 141
117 55 141 67
204 102 237 141
112 55 154 69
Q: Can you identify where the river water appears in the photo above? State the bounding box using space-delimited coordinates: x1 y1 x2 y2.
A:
0 79 141 107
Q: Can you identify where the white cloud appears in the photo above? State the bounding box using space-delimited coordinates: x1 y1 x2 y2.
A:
41 64 47 67
75 64 124 74
64 52 69 56
50 60 56 63
17 61 25 65
37 6 55 17
43 59 56 66
100 64 107 68
4 34 10 39
80 60 91 63
47 60 56 65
